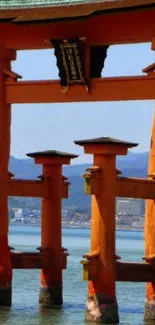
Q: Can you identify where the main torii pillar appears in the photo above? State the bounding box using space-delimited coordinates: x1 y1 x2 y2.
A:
75 137 137 324
0 48 16 306
144 112 155 320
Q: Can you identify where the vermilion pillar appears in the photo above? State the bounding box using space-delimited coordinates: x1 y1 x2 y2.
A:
27 150 77 306
144 113 155 320
75 137 137 323
0 48 16 306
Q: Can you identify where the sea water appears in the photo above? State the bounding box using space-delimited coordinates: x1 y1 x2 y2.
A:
0 226 145 325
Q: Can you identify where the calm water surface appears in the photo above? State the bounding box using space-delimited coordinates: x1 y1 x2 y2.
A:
0 226 146 325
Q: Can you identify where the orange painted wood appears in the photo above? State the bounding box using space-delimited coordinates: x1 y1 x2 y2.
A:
3 69 22 81
0 49 16 292
145 113 155 303
83 143 129 155
116 262 155 282
6 75 155 104
142 63 155 74
90 176 155 199
8 178 68 198
2 9 155 50
10 251 67 269
116 177 155 199
83 259 155 282
10 252 47 269
8 179 48 198
88 154 116 297
62 181 69 199
40 164 63 289
83 251 100 260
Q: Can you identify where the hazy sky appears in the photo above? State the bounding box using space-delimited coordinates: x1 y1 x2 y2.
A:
11 43 155 163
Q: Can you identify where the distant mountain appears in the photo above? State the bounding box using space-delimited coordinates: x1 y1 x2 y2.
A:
8 151 149 209
9 151 149 178
117 151 148 178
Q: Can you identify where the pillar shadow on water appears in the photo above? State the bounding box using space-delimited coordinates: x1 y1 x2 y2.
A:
39 304 65 325
144 320 155 325
0 306 11 324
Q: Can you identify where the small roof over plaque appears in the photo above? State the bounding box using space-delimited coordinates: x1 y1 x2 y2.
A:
74 137 138 148
27 150 78 159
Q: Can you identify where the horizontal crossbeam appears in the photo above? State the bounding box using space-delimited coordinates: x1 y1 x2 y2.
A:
11 252 46 269
8 178 68 198
2 9 155 50
82 259 155 282
11 251 67 269
116 261 155 282
6 75 155 104
8 179 48 198
116 177 155 199
87 175 155 199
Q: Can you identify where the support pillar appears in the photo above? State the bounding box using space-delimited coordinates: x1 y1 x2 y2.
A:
27 150 77 306
0 48 16 306
144 112 155 320
75 137 137 323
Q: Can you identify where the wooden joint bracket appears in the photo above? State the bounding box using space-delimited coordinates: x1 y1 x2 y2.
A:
81 259 99 281
8 245 14 251
61 247 68 252
62 249 68 269
115 254 121 260
37 174 44 180
4 69 22 82
8 171 15 178
142 255 155 263
62 247 69 257
86 166 101 174
62 175 68 181
142 255 155 270
148 172 155 180
116 168 122 175
83 250 100 260
142 63 155 75
81 251 100 281
36 246 48 252
83 167 101 195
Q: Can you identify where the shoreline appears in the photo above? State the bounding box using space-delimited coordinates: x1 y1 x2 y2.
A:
9 222 143 232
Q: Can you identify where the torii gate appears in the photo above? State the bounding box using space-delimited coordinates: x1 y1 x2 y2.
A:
1 0 155 323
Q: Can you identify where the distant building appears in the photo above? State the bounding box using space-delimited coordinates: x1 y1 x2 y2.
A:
116 198 145 216
14 208 24 222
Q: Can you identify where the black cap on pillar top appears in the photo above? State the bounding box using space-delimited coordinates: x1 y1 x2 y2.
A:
74 137 138 148
27 150 78 159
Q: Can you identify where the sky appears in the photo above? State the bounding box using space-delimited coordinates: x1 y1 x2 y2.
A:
11 43 155 164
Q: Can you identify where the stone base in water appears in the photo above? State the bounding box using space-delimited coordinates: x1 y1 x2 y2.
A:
39 286 63 306
144 300 155 320
85 293 119 324
0 286 11 306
